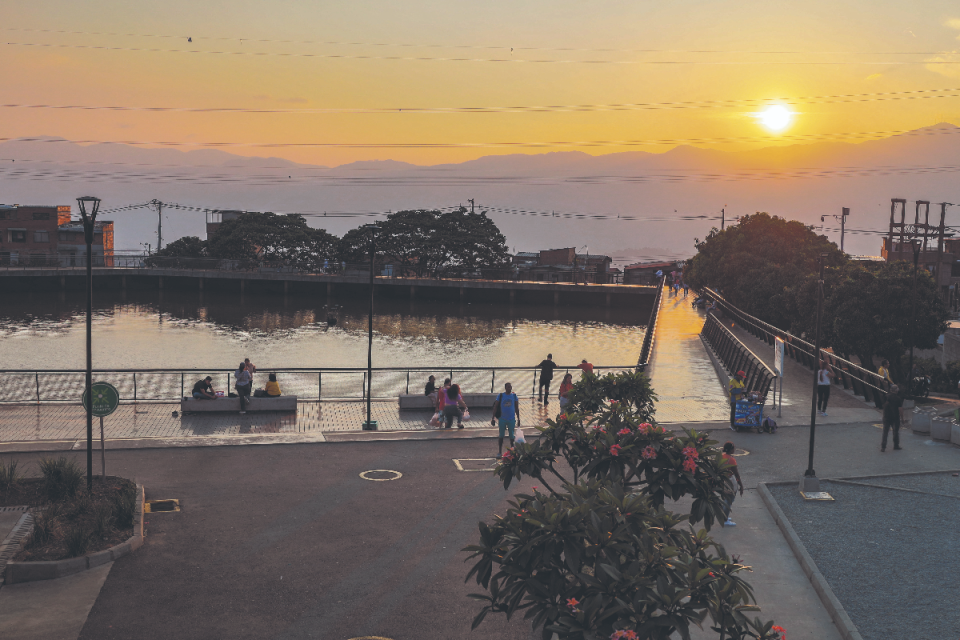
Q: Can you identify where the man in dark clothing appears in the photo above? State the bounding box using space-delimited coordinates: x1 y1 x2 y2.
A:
192 376 216 400
881 384 904 452
536 354 558 403
424 375 436 396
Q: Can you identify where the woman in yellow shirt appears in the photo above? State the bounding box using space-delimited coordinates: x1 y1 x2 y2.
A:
264 373 282 397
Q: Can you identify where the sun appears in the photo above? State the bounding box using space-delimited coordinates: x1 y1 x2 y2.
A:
756 104 794 132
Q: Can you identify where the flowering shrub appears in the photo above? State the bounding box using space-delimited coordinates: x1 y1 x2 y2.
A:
469 370 779 640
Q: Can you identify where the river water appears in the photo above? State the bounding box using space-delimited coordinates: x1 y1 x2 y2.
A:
0 289 649 371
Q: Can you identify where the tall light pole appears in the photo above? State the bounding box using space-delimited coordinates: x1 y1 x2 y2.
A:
362 223 381 430
907 238 922 396
77 196 101 490
801 253 828 493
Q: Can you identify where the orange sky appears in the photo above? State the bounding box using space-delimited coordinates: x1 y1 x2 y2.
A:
3 1 960 166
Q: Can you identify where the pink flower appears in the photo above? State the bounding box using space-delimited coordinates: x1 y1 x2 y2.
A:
592 424 605 432
681 446 699 460
682 458 697 473
641 445 657 460
771 625 787 640
609 444 622 457
609 400 619 406
501 450 513 461
566 597 580 612
617 428 631 436
559 414 567 421
610 631 639 640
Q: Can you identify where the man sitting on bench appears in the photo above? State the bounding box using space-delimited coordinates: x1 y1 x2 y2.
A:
192 376 216 400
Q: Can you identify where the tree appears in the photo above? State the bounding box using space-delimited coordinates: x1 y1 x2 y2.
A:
154 236 206 258
434 207 509 276
684 213 845 329
464 371 784 640
206 212 338 269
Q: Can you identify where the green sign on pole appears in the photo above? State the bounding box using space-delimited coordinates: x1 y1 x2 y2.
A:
82 382 120 417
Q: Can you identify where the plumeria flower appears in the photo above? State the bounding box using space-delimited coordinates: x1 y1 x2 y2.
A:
609 444 622 457
617 428 631 436
641 445 657 460
682 458 697 473
610 631 639 640
771 625 787 639
501 450 514 461
681 446 699 460
559 414 567 421
566 597 581 612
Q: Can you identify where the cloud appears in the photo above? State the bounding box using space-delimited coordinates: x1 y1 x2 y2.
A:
946 18 960 30
925 52 960 79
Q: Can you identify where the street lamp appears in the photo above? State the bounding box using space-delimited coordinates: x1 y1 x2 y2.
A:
362 223 381 430
77 196 101 490
801 253 828 493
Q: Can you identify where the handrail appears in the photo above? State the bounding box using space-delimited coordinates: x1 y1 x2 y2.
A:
701 314 775 403
636 278 665 371
702 287 890 407
0 364 638 405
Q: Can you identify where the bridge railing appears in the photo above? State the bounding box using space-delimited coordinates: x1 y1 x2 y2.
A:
0 254 631 285
637 279 665 371
0 365 638 405
702 288 890 407
701 314 775 403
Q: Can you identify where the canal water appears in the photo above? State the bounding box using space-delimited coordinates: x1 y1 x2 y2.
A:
0 289 649 370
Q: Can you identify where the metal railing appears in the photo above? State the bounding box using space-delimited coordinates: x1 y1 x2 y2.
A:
637 278 665 370
0 253 632 285
0 365 638 405
701 314 775 402
702 288 890 407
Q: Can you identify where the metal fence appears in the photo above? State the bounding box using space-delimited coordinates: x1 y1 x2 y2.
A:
701 314 775 402
0 365 638 405
0 253 630 284
636 279 665 370
702 288 890 407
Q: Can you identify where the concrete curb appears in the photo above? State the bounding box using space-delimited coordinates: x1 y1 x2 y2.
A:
3 483 144 585
757 482 864 640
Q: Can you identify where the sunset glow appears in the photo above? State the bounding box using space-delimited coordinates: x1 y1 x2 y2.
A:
756 105 794 133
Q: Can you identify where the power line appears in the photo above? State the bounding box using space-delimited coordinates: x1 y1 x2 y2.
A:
8 41 960 65
4 87 960 115
5 27 959 57
3 125 960 150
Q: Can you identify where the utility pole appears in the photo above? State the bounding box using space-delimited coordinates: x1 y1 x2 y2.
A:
841 207 848 253
149 199 163 251
721 208 725 230
468 198 475 214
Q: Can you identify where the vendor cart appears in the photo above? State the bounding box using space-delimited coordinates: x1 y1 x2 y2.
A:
733 398 764 432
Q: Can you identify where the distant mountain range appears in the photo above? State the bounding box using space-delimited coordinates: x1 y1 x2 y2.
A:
2 124 959 262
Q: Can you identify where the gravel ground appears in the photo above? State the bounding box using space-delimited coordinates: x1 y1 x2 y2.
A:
768 475 960 640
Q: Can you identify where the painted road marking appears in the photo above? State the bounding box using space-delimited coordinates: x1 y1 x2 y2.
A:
453 458 498 472
359 469 403 481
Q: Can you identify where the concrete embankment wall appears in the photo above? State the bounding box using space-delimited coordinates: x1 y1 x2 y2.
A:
0 268 656 308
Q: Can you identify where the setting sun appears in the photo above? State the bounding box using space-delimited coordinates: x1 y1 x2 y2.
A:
756 104 794 132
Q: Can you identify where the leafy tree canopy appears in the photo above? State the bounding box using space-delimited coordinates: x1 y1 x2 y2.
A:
154 236 206 258
206 212 337 269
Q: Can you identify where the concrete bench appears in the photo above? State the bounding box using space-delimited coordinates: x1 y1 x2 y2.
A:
180 395 298 413
398 392 500 411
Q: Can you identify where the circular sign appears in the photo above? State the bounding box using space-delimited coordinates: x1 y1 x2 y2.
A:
359 469 402 482
81 382 120 417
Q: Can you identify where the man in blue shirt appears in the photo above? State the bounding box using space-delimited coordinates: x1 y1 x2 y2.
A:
494 382 521 457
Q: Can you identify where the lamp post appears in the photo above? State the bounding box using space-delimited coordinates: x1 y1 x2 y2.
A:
907 239 922 397
362 223 381 430
77 196 101 490
801 253 828 493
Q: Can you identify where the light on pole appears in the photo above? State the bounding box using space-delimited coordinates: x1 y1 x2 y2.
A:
801 253 828 494
77 196 101 490
362 223 381 430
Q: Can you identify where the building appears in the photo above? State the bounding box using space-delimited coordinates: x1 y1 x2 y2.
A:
518 247 616 283
205 210 244 239
511 252 539 268
0 204 114 266
623 261 680 285
881 236 960 308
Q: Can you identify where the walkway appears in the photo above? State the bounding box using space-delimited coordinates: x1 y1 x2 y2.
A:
647 291 730 423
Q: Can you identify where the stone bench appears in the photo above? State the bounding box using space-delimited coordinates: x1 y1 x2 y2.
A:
180 395 298 413
398 392 500 411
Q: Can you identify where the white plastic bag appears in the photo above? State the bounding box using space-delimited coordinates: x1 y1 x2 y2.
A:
429 412 441 427
462 410 472 422
515 428 525 444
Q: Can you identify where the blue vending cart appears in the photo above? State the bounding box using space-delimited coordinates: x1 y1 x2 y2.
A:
733 399 763 431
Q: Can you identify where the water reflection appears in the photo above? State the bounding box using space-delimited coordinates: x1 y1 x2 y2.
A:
0 290 649 369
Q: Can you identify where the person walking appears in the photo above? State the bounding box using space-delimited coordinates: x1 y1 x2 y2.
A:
817 360 834 417
881 384 904 452
492 382 520 457
683 282 689 297
878 359 893 384
536 354 558 404
234 362 252 414
727 370 746 430
441 383 467 429
720 441 744 527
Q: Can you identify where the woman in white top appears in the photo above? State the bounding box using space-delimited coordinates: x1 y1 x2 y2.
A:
817 360 834 417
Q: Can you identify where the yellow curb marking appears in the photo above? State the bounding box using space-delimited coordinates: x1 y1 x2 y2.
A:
359 469 402 481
